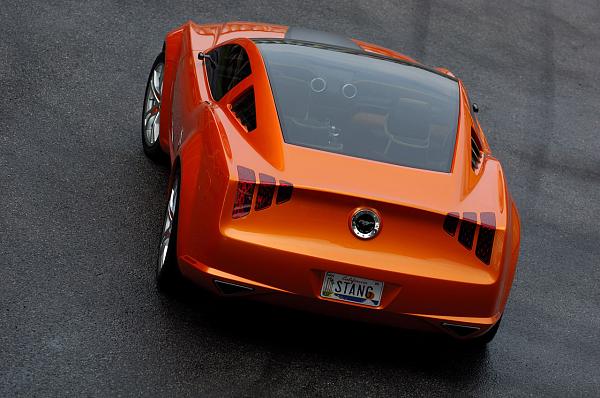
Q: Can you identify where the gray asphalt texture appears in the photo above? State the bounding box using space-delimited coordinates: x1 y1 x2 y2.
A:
1 0 599 396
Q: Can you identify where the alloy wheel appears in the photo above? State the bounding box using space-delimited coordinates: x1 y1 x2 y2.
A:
143 62 163 146
158 177 178 273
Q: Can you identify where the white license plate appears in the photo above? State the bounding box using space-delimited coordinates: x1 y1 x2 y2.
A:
320 272 384 307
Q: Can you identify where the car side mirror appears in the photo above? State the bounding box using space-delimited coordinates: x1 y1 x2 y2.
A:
198 52 217 68
472 103 479 113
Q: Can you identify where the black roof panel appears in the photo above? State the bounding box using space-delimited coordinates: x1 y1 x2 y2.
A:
284 27 361 51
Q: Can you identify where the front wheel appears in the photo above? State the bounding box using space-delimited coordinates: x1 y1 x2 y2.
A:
141 52 165 160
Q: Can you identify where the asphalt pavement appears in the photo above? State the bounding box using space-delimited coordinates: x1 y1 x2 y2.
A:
1 0 599 396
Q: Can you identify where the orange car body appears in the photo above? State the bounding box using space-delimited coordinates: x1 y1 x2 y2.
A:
156 21 520 338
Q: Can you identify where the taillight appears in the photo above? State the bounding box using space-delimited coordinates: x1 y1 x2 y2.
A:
444 211 497 265
475 212 496 265
232 166 256 219
276 180 293 204
232 167 292 218
458 212 477 249
255 173 276 211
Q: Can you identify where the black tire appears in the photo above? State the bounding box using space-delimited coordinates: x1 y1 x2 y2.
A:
141 52 166 161
156 170 181 290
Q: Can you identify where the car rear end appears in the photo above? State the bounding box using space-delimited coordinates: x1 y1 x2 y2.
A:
177 36 520 340
178 139 518 339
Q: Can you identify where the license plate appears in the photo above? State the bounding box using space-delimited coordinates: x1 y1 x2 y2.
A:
320 272 384 307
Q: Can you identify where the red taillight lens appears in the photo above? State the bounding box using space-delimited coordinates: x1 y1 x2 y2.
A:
476 212 496 265
276 180 293 204
458 212 477 249
443 212 460 236
255 173 276 211
232 166 256 219
232 167 292 218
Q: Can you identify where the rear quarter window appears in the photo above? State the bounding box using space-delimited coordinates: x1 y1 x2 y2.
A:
206 44 251 101
230 88 257 132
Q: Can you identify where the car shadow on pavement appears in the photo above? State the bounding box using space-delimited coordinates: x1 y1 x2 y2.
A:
157 275 490 383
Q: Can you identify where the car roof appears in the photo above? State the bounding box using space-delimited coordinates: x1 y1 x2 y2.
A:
190 21 421 66
284 27 362 51
253 39 458 82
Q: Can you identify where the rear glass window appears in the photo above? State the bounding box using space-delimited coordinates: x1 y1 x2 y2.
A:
206 44 251 101
257 42 460 172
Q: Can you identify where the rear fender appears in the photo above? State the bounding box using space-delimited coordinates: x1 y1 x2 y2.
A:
175 107 232 265
497 193 521 312
160 26 186 155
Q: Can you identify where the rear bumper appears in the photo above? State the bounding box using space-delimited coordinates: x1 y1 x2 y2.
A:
177 229 505 339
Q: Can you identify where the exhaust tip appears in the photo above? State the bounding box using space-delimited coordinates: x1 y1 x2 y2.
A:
214 280 254 295
442 322 480 337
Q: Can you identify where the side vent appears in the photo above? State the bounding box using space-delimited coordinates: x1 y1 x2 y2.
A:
471 129 483 170
230 87 257 132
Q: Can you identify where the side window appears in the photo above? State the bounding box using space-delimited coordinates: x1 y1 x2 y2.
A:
206 44 251 101
230 88 257 132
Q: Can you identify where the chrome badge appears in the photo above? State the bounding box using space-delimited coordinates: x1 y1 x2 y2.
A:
351 208 381 239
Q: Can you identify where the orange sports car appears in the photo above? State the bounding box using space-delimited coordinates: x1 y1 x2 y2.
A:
141 21 521 344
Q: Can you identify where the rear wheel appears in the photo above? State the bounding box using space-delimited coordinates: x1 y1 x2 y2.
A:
142 52 165 160
156 171 181 289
